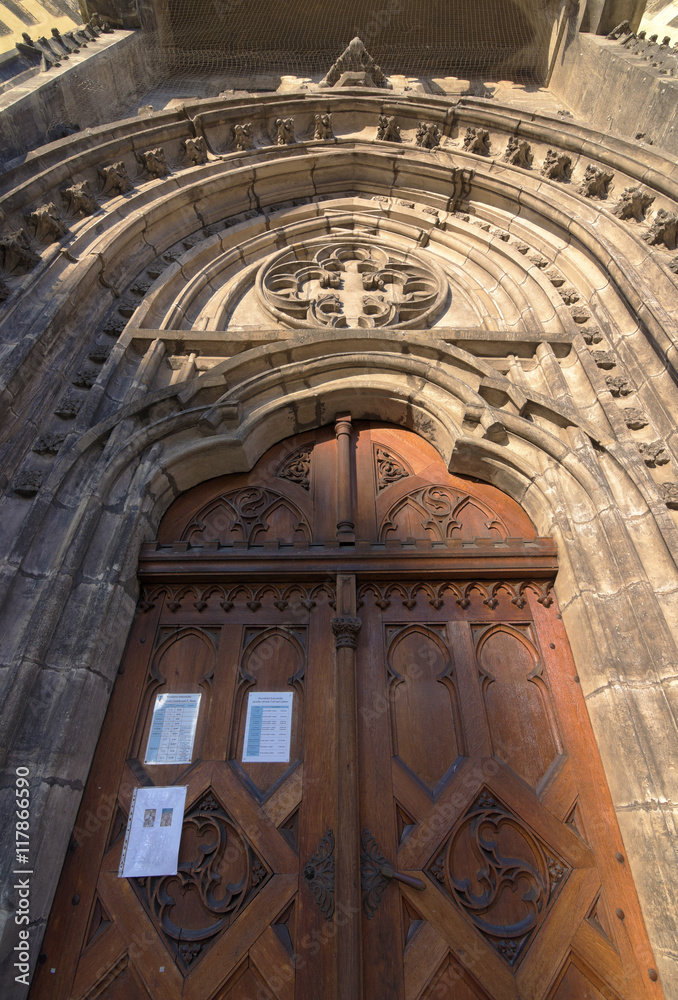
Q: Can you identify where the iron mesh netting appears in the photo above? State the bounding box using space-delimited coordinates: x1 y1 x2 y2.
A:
155 0 564 81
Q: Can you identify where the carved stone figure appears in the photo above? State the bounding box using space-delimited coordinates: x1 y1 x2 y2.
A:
463 127 490 155
314 114 334 140
559 287 580 304
182 136 208 165
52 28 80 53
136 148 170 178
72 362 101 388
607 20 630 40
639 441 669 466
20 33 61 68
376 115 401 143
503 137 533 168
659 482 678 508
592 350 616 369
541 149 571 180
26 203 68 244
623 408 649 429
0 230 40 273
98 161 133 196
643 209 678 250
64 30 86 50
13 471 43 497
62 181 98 217
91 13 114 33
578 165 614 199
320 36 387 88
582 326 603 344
33 432 66 455
54 393 82 419
415 122 441 150
16 33 41 63
233 123 254 151
612 186 654 221
276 118 295 145
38 35 67 62
606 375 632 396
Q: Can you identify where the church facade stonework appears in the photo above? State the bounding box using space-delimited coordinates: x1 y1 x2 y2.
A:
0 3 677 997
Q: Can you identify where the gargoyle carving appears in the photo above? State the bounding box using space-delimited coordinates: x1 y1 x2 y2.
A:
463 127 490 155
416 121 441 149
377 115 401 142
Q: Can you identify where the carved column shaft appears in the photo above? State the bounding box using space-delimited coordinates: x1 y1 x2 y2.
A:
332 574 362 1000
335 413 355 542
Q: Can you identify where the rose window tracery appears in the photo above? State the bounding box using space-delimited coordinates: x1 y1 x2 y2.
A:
256 238 447 329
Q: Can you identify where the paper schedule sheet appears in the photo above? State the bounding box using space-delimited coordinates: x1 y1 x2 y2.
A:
242 692 294 762
145 692 201 765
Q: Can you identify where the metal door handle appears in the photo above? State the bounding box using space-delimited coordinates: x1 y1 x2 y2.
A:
360 828 425 918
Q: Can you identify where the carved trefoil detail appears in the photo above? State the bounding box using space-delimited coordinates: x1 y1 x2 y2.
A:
276 447 312 491
132 789 271 973
375 446 410 490
429 790 570 966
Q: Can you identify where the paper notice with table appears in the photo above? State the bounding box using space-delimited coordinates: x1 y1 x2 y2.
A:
242 691 294 762
145 692 201 764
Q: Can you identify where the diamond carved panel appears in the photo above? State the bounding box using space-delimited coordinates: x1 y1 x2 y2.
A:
427 790 569 966
132 789 271 974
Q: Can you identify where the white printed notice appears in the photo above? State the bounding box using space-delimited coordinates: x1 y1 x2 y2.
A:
118 785 187 878
242 692 294 763
145 692 201 765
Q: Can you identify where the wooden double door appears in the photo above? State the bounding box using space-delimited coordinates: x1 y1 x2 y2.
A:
32 424 662 1000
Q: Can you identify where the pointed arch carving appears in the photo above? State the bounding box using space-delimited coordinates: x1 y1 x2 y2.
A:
474 623 563 791
182 487 312 546
379 484 511 543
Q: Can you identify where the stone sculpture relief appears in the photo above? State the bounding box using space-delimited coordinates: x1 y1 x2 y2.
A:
98 162 133 196
376 115 401 142
416 122 441 149
541 150 571 181
578 165 614 199
314 114 334 140
643 210 678 250
623 408 649 429
258 238 447 329
463 127 490 155
606 375 633 396
320 37 388 88
612 186 654 221
503 137 533 168
181 136 209 165
234 123 254 150
61 181 98 217
136 148 170 178
639 442 669 467
26 203 67 243
276 118 296 145
0 231 40 273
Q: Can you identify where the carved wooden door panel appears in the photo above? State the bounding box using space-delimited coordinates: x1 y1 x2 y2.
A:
356 588 659 1000
31 422 663 1000
30 588 338 1000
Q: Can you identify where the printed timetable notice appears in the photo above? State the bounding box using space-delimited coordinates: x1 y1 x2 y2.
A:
145 692 201 764
242 692 294 763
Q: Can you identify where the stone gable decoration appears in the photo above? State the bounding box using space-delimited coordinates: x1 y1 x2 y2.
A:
319 37 390 89
257 238 447 329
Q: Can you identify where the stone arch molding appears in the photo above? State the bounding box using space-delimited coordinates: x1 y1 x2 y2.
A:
2 90 678 991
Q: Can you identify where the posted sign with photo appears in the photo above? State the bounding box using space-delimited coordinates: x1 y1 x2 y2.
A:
242 691 294 763
118 785 187 878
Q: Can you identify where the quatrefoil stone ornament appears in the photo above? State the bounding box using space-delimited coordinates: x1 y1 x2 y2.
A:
257 237 448 329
